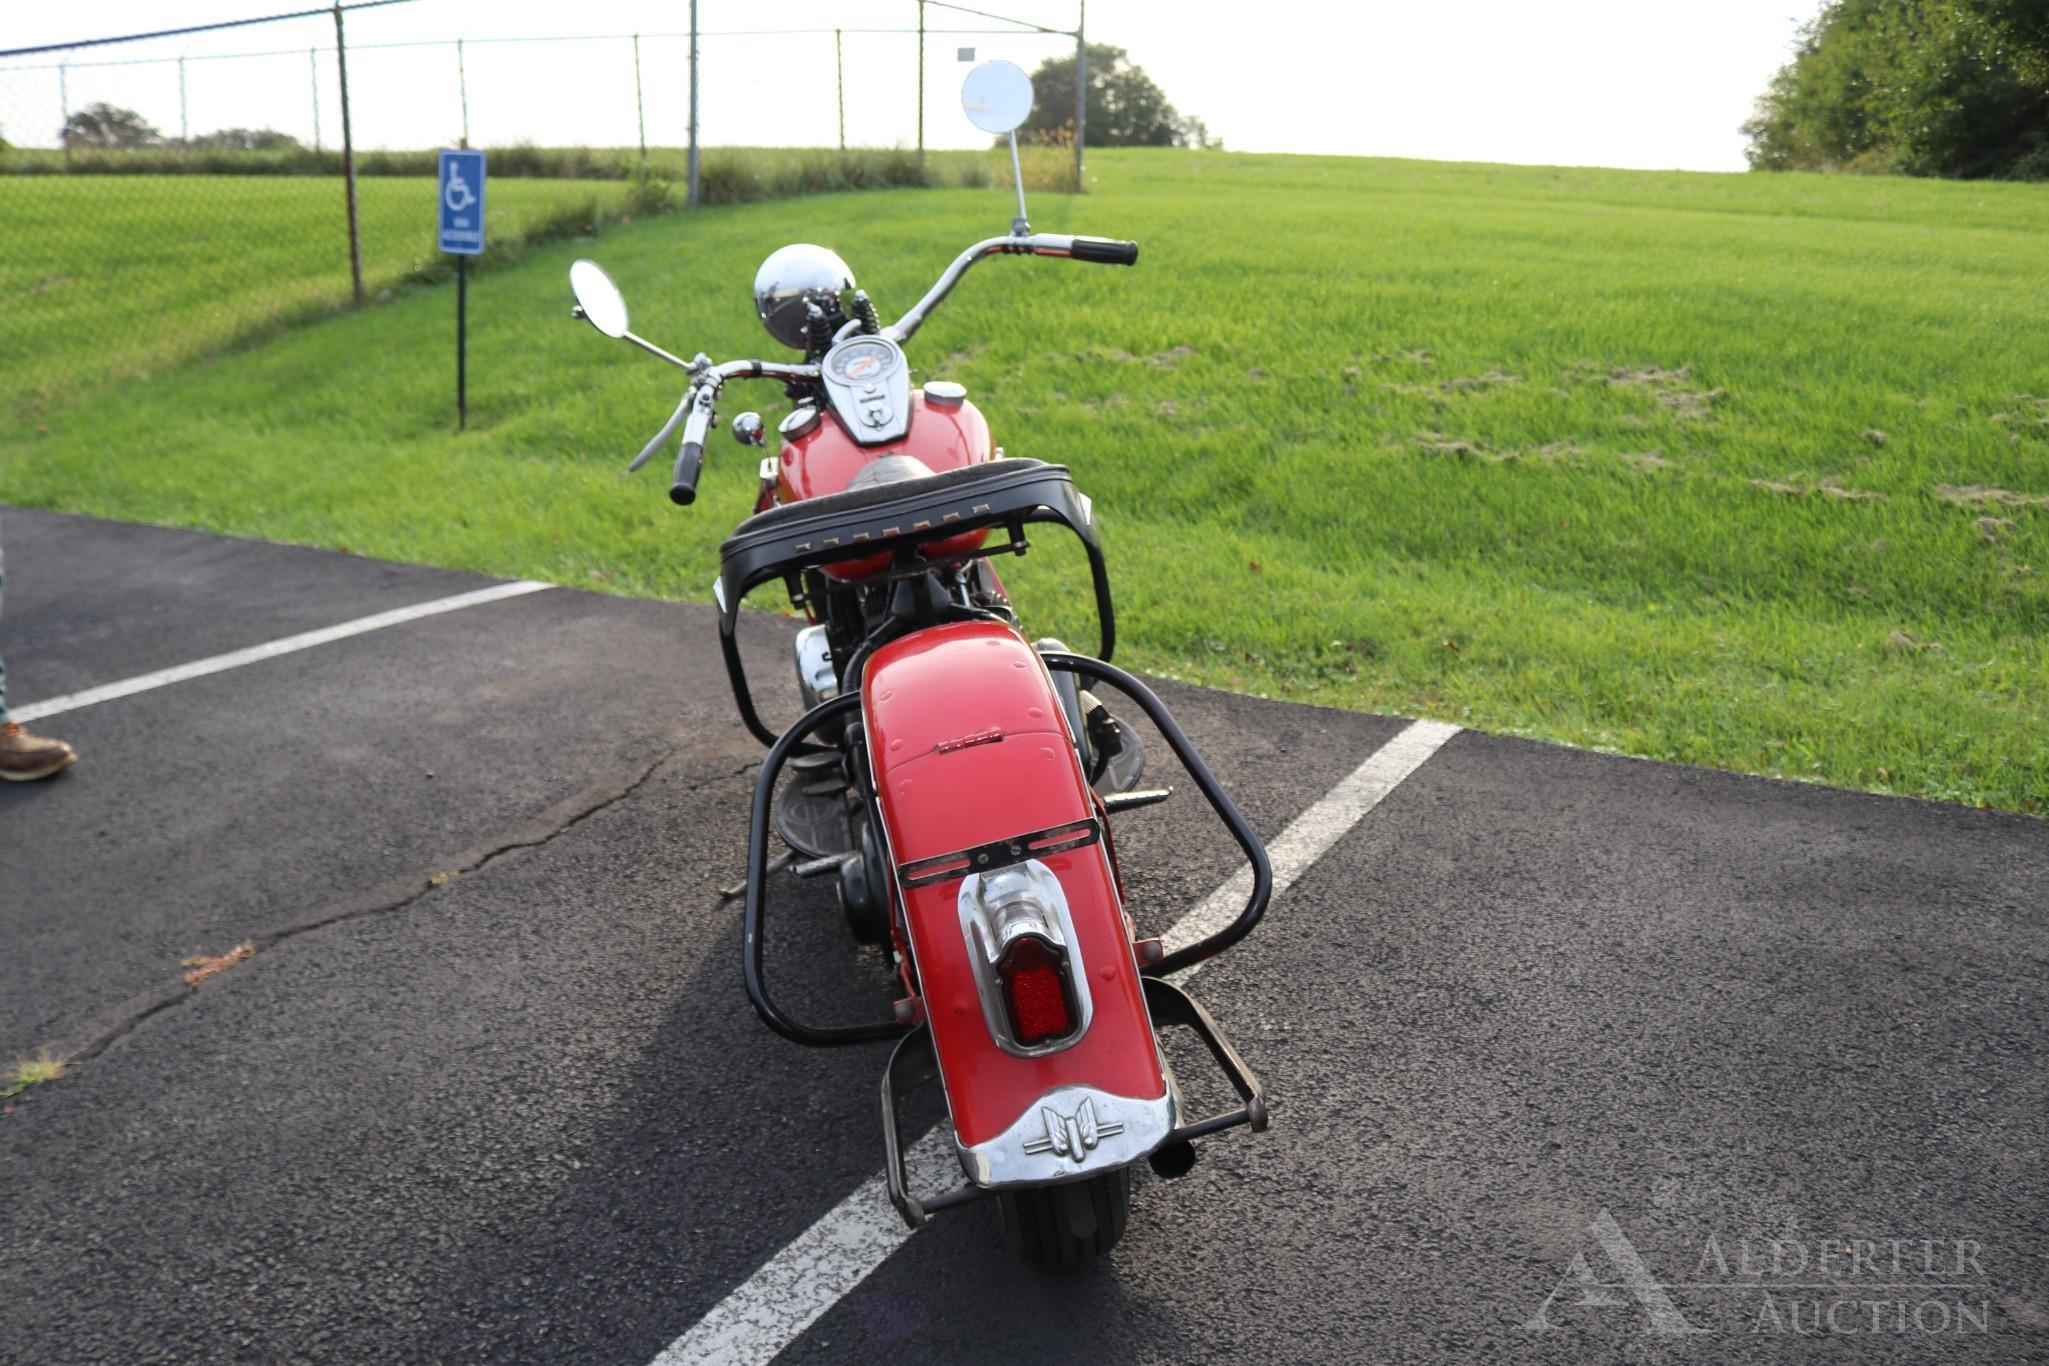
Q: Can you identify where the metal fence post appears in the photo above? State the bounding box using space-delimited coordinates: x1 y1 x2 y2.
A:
58 62 69 162
1074 2 1086 193
333 3 363 305
456 38 469 148
836 29 845 153
178 55 189 147
633 34 646 161
687 0 700 206
310 46 322 153
916 0 926 166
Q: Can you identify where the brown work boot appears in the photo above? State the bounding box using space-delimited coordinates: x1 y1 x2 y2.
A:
0 722 77 781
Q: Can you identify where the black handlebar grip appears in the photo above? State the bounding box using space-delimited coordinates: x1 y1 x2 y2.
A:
669 439 706 506
1069 236 1140 266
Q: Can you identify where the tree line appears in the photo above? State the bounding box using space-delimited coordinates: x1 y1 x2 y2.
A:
0 102 310 154
1016 45 1218 150
1746 0 2049 178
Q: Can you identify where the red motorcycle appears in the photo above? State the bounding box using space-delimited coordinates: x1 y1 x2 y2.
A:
567 62 1272 1265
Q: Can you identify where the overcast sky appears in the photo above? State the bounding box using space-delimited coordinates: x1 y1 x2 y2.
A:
1 1 1811 171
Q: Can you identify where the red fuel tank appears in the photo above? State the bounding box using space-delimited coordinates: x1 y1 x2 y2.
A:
776 393 994 580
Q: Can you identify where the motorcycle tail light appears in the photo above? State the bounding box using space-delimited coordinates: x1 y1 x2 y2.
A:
997 935 1075 1044
960 861 1094 1054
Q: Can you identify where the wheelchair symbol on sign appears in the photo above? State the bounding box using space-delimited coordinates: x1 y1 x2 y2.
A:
444 167 477 213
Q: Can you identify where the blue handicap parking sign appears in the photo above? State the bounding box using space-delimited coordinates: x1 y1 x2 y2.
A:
438 149 486 255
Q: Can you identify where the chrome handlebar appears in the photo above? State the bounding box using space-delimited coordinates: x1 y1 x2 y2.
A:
884 233 1138 344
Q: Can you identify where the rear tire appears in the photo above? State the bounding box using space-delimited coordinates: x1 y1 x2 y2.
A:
997 1167 1132 1266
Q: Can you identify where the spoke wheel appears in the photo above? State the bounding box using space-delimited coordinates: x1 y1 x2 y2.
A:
996 1167 1132 1266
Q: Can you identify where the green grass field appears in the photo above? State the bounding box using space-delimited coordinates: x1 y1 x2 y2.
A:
0 174 631 416
2 150 2044 813
0 147 1059 418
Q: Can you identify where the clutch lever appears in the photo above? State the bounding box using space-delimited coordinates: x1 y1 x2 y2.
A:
627 352 717 472
629 385 695 472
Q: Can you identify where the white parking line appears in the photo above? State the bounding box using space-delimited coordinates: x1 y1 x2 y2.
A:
10 581 555 724
652 716 1462 1366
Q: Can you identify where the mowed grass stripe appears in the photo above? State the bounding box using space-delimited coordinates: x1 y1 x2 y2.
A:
1 151 2042 811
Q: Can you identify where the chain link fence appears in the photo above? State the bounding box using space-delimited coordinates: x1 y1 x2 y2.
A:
0 2 1080 418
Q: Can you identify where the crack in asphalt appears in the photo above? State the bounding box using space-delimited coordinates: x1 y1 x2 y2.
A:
31 747 756 1078
259 750 699 945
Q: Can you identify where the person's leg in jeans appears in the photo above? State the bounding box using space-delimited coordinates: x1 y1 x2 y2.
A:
0 523 80 781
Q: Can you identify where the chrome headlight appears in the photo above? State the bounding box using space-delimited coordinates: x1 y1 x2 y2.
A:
753 243 856 350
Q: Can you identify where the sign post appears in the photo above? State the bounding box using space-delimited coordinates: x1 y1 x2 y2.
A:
437 148 486 430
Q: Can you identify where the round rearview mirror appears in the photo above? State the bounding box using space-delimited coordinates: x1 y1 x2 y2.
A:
961 60 1034 136
569 258 629 339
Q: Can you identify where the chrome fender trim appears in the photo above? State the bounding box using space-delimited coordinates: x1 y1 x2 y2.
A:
955 1083 1176 1189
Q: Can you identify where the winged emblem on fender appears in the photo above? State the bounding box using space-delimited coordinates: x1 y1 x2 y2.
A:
1022 1096 1126 1158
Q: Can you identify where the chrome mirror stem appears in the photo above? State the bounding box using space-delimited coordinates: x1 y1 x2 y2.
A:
1008 130 1030 237
621 331 696 371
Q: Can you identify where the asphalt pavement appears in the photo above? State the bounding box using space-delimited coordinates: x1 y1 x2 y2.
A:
2 506 2044 1364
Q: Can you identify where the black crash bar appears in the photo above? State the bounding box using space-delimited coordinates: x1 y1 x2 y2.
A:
740 657 1274 1043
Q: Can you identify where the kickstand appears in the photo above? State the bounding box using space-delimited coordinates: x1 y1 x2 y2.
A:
721 850 792 901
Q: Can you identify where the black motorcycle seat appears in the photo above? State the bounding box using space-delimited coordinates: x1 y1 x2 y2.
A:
718 457 1058 563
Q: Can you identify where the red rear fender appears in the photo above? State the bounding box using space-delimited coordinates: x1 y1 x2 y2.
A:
862 622 1168 1170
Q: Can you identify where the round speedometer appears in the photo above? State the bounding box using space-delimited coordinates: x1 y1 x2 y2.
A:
829 338 898 384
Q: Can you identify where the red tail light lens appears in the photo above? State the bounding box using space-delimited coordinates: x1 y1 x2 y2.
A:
997 935 1075 1044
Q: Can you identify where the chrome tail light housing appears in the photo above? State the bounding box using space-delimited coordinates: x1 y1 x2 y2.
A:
957 859 1091 1056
